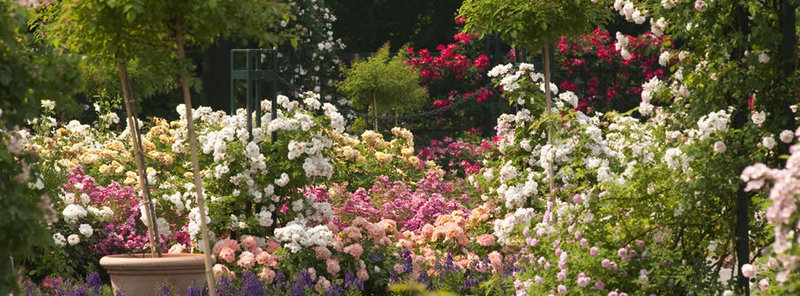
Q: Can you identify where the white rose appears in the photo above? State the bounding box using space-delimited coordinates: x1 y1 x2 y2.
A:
741 264 755 278
53 233 67 246
79 224 93 237
713 141 726 153
762 136 777 150
67 234 80 245
780 130 794 143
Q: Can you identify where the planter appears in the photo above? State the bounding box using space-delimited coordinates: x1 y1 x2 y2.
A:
100 253 211 295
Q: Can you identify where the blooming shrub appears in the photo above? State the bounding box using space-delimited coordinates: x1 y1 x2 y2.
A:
556 28 673 113
324 172 470 233
741 139 800 294
328 127 425 190
417 137 495 178
465 61 779 294
404 29 503 140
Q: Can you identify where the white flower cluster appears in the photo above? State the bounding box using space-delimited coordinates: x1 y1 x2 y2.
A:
751 111 766 127
65 120 91 138
493 208 536 245
499 161 518 182
303 154 333 178
274 219 335 253
258 208 274 227
99 112 120 125
695 109 731 140
79 224 93 237
87 206 114 220
639 77 665 116
614 0 646 24
615 32 632 60
663 147 690 171
288 136 332 160
187 206 212 241
322 103 345 134
659 51 671 67
650 17 667 37
558 92 579 108
62 204 88 224
53 233 67 246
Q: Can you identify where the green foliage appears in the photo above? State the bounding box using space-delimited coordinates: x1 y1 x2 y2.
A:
337 43 428 120
35 0 176 102
35 0 292 102
389 281 457 296
458 0 611 51
0 0 80 293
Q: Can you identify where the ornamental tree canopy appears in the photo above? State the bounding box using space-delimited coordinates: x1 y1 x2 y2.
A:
337 43 428 115
458 0 611 51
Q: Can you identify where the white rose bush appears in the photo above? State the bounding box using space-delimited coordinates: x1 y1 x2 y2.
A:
7 0 800 295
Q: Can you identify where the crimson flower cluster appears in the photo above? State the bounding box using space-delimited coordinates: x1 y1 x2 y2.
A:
557 28 673 113
417 137 494 178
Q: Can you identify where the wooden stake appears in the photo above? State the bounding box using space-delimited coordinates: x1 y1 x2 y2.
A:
117 60 162 257
373 91 379 131
543 45 556 224
176 17 217 295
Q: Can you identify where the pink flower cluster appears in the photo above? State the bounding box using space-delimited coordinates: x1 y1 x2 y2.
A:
741 143 800 282
211 235 281 282
325 172 469 233
64 168 185 255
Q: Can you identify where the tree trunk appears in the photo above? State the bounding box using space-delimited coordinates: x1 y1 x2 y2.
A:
543 45 556 224
176 17 217 296
373 91 378 131
117 60 161 257
733 4 751 294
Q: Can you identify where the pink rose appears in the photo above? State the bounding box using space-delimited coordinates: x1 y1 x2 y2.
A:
258 267 276 283
219 247 236 263
476 234 495 247
236 251 255 269
266 240 281 253
357 268 369 281
488 251 503 273
241 235 259 253
255 251 277 267
326 259 340 275
314 246 332 260
343 243 364 259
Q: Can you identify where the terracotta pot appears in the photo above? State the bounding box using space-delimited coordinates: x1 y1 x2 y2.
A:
100 253 211 295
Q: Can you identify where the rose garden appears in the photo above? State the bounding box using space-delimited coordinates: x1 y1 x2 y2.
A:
2 0 800 295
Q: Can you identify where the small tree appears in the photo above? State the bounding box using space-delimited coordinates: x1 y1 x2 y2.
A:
458 0 609 217
162 2 290 293
337 43 428 131
38 0 174 259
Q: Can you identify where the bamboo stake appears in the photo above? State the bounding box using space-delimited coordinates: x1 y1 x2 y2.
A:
373 91 379 131
176 17 217 295
117 60 162 257
543 45 556 224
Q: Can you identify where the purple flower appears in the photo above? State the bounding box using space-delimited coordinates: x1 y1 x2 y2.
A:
344 272 363 291
84 272 102 293
241 271 265 296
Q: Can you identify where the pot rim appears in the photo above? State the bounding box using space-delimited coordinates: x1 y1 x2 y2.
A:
100 253 212 270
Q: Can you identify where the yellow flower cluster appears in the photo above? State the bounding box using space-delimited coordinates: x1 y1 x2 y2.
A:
361 130 386 149
98 161 126 175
